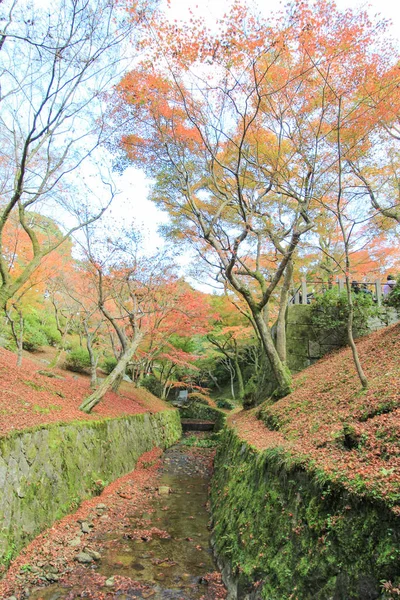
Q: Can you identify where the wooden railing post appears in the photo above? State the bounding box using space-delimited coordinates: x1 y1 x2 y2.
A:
338 278 344 293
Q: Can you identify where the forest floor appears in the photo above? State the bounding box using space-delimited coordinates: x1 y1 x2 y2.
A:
230 322 400 510
0 347 172 437
0 443 226 600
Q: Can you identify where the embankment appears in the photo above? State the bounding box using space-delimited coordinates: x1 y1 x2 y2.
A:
0 409 181 568
211 425 400 600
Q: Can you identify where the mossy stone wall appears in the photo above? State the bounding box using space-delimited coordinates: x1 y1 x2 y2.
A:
0 409 181 567
211 426 400 600
286 305 399 373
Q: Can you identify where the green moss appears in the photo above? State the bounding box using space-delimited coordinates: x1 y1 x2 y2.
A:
0 409 181 568
211 426 400 600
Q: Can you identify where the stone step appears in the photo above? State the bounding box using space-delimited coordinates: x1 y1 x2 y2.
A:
181 419 215 432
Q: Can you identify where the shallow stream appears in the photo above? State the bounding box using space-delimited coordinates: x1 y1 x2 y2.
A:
28 443 220 600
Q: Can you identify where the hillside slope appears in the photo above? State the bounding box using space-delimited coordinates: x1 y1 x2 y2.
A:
0 347 172 436
231 322 400 508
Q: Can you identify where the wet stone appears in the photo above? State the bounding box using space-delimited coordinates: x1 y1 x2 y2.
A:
84 548 101 561
80 522 90 534
68 537 81 547
105 576 115 587
75 552 93 564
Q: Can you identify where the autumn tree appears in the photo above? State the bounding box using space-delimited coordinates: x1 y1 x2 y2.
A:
0 0 157 312
1 214 73 365
136 280 212 399
110 0 398 399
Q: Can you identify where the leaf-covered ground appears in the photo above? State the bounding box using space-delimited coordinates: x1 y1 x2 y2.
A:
0 348 172 437
231 323 400 509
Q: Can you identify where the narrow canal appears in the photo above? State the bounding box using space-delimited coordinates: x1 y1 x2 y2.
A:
8 441 226 600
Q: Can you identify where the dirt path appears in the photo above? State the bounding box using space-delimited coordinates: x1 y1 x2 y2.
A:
0 444 226 600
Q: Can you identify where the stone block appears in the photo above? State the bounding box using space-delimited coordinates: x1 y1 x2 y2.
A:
308 340 322 359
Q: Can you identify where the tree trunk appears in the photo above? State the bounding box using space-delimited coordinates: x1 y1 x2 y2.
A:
336 97 368 390
6 307 24 366
111 373 124 393
84 324 98 389
17 311 23 367
229 362 236 400
276 259 293 364
252 310 292 398
208 370 221 391
233 357 244 399
79 331 143 413
345 276 368 389
50 321 70 369
90 360 98 389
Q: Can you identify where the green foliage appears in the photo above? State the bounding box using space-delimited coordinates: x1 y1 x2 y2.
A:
64 347 91 373
310 288 378 342
216 398 234 410
20 563 33 573
101 355 118 375
181 433 220 447
187 392 211 405
385 278 400 309
33 404 62 414
242 376 258 409
90 478 106 496
6 309 61 352
138 375 163 398
41 324 61 346
22 315 49 351
211 427 400 600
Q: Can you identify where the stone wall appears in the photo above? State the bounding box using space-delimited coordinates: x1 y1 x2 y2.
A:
286 305 399 373
179 402 226 431
211 426 400 600
0 410 181 566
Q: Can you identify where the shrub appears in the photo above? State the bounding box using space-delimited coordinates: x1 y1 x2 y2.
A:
23 323 48 351
216 398 234 410
101 356 118 374
138 375 163 398
385 278 400 310
64 348 91 373
181 433 220 447
310 288 378 343
187 392 212 405
42 324 61 346
243 376 259 409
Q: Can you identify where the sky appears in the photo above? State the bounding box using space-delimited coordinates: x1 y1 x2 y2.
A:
110 0 400 262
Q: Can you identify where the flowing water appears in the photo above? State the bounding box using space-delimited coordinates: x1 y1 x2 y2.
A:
27 443 220 600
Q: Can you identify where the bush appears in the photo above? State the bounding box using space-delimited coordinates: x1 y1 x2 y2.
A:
310 288 378 343
385 278 400 310
187 392 212 405
42 324 61 346
101 356 118 374
243 376 259 409
216 398 234 410
64 348 91 373
181 433 220 447
23 323 48 351
138 375 163 398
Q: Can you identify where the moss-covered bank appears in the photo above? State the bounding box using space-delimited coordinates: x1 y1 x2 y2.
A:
0 409 181 568
211 426 400 600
